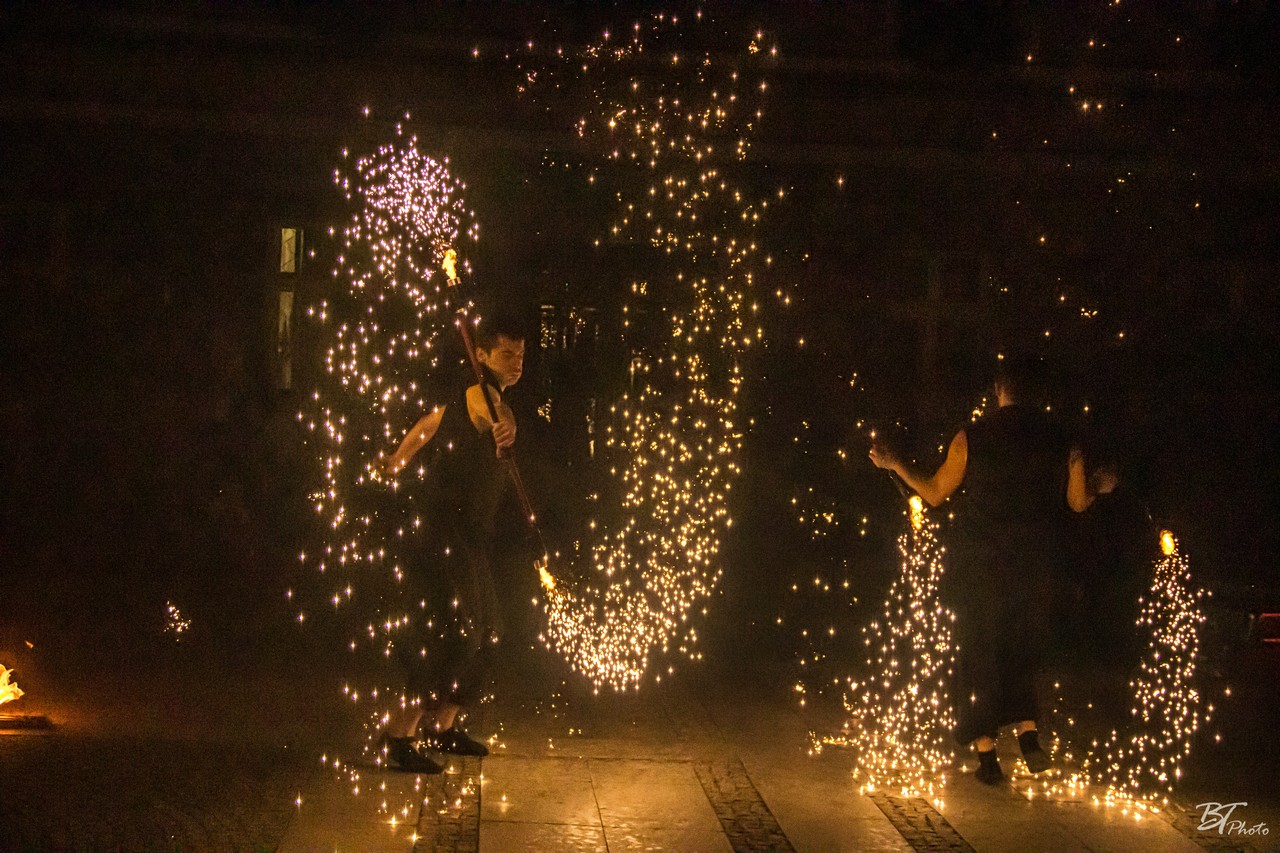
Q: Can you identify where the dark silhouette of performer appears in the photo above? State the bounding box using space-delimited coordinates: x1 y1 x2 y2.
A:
870 356 1092 784
379 314 526 773
1065 440 1155 673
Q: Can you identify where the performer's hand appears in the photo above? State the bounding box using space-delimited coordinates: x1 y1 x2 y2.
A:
1090 464 1120 497
868 442 897 471
382 455 405 479
492 419 516 456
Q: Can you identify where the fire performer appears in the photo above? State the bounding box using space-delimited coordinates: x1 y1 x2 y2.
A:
378 313 526 773
870 355 1092 785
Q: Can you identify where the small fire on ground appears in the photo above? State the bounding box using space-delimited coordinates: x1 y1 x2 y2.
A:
0 666 23 706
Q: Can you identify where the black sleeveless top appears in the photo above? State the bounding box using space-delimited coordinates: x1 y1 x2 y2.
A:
419 366 509 536
952 405 1070 543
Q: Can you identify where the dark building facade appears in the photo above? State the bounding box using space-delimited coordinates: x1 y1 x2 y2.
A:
2 3 1276 618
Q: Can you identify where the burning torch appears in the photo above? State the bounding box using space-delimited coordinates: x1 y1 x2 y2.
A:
442 249 557 594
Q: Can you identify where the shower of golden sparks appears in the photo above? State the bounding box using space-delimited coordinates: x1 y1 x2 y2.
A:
812 497 956 804
296 118 479 743
163 600 192 641
529 12 775 691
1075 529 1210 808
1014 528 1213 821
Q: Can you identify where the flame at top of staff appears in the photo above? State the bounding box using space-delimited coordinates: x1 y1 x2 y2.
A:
1160 530 1177 556
329 129 477 318
0 666 24 706
442 247 459 285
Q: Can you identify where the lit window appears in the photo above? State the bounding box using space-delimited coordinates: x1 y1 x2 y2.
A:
280 227 302 273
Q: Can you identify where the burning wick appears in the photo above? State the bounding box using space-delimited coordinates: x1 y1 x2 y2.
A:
441 247 459 284
536 556 556 593
909 495 925 531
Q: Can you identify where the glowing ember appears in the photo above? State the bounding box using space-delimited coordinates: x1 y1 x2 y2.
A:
0 666 24 706
299 124 476 626
908 494 925 531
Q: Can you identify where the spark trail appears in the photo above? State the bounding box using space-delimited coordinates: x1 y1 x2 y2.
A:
531 13 776 691
296 120 478 725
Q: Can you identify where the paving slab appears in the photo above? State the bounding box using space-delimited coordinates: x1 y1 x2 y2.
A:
744 754 913 852
0 732 309 850
603 825 735 851
5 646 1276 852
279 766 422 852
480 755 599 825
1047 800 1206 853
479 819 608 852
590 758 725 831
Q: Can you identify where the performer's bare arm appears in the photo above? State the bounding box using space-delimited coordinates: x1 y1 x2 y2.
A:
1066 447 1114 513
869 430 968 507
385 407 445 476
383 382 517 478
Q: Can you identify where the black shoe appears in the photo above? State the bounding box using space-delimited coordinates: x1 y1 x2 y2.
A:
424 725 489 757
1018 730 1051 774
975 750 1004 785
383 736 444 774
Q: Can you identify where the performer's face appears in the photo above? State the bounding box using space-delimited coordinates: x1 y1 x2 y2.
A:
479 335 525 389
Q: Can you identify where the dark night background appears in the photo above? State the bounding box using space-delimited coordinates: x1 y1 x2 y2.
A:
1 2 1277 701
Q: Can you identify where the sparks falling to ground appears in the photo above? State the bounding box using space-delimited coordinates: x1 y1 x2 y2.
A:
1069 530 1212 809
812 496 956 803
529 12 775 691
979 527 1215 823
296 119 478 728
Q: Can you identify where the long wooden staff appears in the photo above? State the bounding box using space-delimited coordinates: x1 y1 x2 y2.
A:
442 250 556 592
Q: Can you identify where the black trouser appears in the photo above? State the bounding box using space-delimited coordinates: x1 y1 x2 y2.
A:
948 535 1058 745
395 501 503 708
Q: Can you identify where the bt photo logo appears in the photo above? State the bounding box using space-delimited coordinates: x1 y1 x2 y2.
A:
1194 802 1270 836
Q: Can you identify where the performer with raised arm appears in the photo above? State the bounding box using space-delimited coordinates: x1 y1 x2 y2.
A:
870 355 1093 785
378 312 526 773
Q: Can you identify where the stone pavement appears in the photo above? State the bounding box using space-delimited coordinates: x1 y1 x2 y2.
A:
274 664 1277 853
0 732 308 850
2 638 1275 851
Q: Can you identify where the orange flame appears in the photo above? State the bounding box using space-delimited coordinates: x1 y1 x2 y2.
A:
0 666 23 707
441 248 459 284
909 495 925 531
536 556 556 593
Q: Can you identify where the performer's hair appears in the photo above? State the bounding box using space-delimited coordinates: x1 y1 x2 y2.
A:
993 352 1049 403
474 310 527 350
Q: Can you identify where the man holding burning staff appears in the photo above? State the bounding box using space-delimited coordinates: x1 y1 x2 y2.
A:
378 313 527 774
870 355 1093 785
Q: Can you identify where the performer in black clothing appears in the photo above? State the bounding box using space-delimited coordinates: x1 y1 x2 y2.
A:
1064 448 1154 670
870 356 1093 784
378 315 525 773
